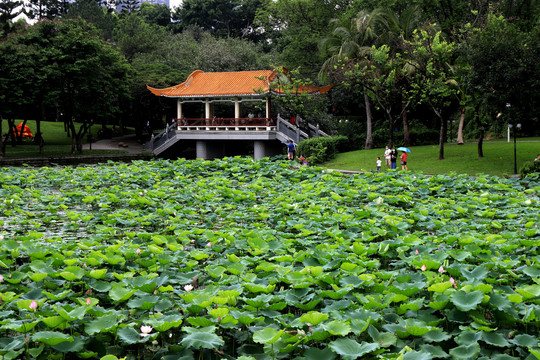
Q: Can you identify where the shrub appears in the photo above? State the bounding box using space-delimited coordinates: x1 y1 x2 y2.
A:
520 159 540 178
297 136 342 164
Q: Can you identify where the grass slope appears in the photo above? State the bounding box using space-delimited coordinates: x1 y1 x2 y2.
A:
323 139 540 176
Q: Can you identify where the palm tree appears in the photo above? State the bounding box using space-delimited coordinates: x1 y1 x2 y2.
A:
370 6 424 147
319 11 379 149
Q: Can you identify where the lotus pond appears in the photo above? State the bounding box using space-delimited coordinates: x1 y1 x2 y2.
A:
0 158 539 360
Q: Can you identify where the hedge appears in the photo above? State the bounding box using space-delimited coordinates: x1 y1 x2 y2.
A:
296 136 346 164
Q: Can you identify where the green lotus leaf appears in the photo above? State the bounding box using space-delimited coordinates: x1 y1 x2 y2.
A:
253 327 283 344
402 350 433 360
31 331 73 346
482 332 510 347
299 311 329 326
42 290 72 301
461 266 488 283
367 325 397 348
58 266 85 280
1 320 40 333
87 269 108 279
109 286 136 302
84 313 118 335
301 347 336 360
244 283 275 294
209 307 229 319
428 282 452 293
450 290 484 312
449 343 480 360
422 329 451 343
127 295 160 310
0 335 25 351
186 317 214 327
6 271 26 284
42 316 67 329
51 337 85 353
490 355 520 360
328 338 380 360
419 344 448 358
147 314 183 332
321 320 351 336
509 334 538 347
206 265 226 278
454 330 482 346
55 306 87 321
180 326 224 350
117 327 156 344
516 285 540 300
30 272 48 282
351 319 372 336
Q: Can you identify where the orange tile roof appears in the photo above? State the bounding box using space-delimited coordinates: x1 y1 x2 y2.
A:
147 70 332 98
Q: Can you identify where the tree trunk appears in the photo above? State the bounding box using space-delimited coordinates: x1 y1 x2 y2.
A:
478 128 484 157
402 96 410 147
439 117 445 160
456 106 465 145
364 88 373 149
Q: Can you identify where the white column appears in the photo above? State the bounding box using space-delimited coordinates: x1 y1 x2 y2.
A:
234 99 241 119
177 100 182 119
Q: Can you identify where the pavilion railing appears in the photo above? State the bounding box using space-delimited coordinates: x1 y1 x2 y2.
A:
174 117 276 128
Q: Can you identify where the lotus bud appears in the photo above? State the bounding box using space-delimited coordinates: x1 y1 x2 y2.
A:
438 266 445 273
421 264 427 272
136 248 141 255
86 297 92 305
0 274 3 283
29 300 38 311
415 249 419 255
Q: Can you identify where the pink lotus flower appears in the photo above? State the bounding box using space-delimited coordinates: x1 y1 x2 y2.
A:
140 325 153 337
421 264 427 272
29 300 38 311
206 242 212 247
184 284 194 292
0 235 4 240
449 277 455 285
0 274 3 283
415 249 419 255
86 297 92 305
136 248 141 255
438 266 445 273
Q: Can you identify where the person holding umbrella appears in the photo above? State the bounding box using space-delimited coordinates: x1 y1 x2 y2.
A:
397 147 411 170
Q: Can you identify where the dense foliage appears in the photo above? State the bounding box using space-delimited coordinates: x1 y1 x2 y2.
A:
0 0 539 154
0 158 539 359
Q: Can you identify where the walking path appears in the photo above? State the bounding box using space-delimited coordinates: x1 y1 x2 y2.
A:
82 134 146 154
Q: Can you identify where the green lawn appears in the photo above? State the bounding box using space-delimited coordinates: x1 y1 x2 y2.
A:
1 120 131 158
323 138 540 176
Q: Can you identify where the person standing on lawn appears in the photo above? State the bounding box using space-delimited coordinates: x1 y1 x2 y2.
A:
390 148 398 169
383 146 391 169
400 151 408 170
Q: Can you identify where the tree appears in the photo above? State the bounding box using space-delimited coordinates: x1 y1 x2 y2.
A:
406 28 457 160
0 0 23 38
114 14 165 63
464 14 539 156
255 0 352 76
319 11 379 149
64 0 118 40
172 0 264 40
2 19 132 154
139 3 171 27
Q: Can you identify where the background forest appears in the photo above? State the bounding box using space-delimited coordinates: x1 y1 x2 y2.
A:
1 0 539 156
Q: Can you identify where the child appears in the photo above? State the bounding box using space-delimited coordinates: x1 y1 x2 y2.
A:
376 157 382 172
297 155 308 166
